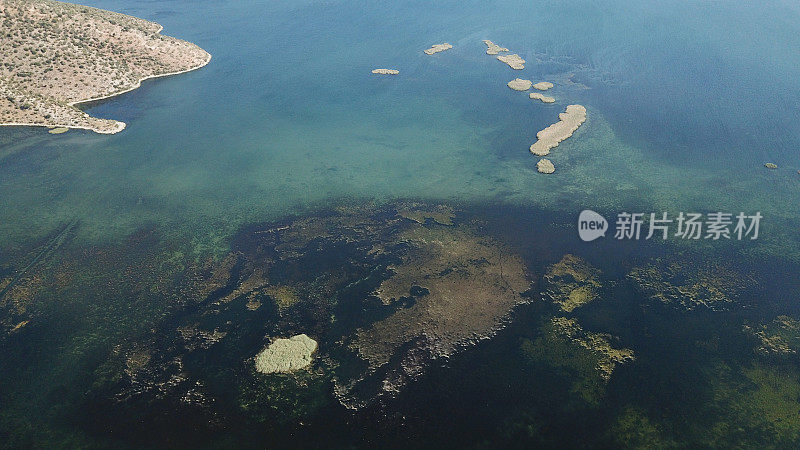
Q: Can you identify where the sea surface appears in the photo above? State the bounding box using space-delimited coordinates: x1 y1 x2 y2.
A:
1 0 800 447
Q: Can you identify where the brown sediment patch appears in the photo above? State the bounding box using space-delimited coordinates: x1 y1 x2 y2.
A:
541 255 601 311
497 53 525 70
550 317 635 380
529 92 555 103
537 158 555 174
352 225 530 368
371 68 399 75
423 43 453 55
507 78 533 91
482 40 509 55
529 104 587 156
0 0 211 134
533 82 554 91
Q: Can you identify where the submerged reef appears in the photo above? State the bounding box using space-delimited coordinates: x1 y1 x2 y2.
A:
744 316 800 358
529 105 587 156
550 317 634 380
340 224 530 408
255 334 318 374
83 202 531 415
482 40 509 55
397 203 455 225
541 254 601 312
508 78 533 91
497 54 525 70
628 257 753 311
423 43 453 55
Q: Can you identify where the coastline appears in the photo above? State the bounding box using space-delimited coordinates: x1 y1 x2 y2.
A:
0 20 212 135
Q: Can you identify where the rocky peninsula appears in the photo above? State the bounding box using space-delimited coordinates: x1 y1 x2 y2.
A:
0 0 211 134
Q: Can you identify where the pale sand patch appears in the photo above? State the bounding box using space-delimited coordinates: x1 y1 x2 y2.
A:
424 43 453 55
254 334 318 374
371 68 399 75
48 127 69 134
529 105 587 156
507 78 533 91
537 158 555 174
533 82 554 91
530 92 556 103
497 54 525 70
482 40 509 55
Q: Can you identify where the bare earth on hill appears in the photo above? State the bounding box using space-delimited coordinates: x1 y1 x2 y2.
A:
0 0 211 133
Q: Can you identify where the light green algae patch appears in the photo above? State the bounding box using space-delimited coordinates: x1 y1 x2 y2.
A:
542 254 601 311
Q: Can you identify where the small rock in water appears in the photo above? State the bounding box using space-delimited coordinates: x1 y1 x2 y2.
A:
482 40 509 55
537 158 555 174
507 78 532 91
371 68 399 75
530 92 555 103
423 43 453 55
765 163 778 169
254 334 317 374
497 53 525 70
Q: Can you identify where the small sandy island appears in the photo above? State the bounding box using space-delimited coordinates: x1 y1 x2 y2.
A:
533 82 554 91
530 92 556 103
529 105 587 156
537 158 555 174
482 40 509 55
254 334 318 374
497 54 525 70
371 68 399 75
0 0 211 134
424 43 453 55
507 78 533 91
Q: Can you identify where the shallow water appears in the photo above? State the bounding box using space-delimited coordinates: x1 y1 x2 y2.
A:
2 0 800 447
2 0 799 255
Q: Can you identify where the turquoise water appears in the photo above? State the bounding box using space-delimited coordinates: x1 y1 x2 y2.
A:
2 0 799 256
